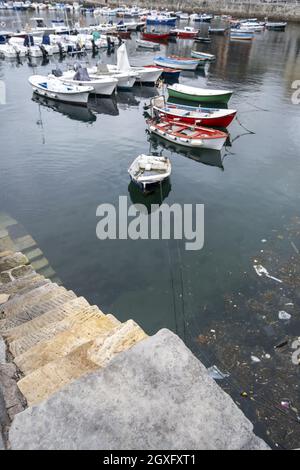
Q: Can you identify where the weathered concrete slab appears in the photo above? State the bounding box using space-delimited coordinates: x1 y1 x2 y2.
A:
0 337 6 364
0 363 25 421
9 330 269 450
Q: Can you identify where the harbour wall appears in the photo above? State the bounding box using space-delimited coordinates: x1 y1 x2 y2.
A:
84 1 300 22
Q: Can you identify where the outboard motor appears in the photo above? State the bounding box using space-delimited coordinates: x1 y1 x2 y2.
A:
57 41 64 58
24 34 34 47
91 38 98 56
39 44 48 59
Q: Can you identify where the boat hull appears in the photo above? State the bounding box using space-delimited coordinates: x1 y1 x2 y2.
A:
142 32 169 41
31 87 90 106
157 108 237 127
59 78 117 96
191 50 215 61
154 58 199 71
168 88 232 104
148 124 226 151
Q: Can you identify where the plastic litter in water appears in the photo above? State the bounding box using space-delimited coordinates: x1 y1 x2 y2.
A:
253 264 283 283
207 365 229 381
278 311 292 321
251 355 261 363
280 400 291 410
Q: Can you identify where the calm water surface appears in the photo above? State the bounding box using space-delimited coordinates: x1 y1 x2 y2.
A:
1 11 300 448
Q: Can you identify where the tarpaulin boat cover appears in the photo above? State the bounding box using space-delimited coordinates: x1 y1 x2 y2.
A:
117 43 131 72
73 66 91 81
42 35 50 45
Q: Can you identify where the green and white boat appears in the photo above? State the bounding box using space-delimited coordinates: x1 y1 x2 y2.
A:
168 83 233 104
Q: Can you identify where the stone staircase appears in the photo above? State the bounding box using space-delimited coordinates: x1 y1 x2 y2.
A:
0 250 147 416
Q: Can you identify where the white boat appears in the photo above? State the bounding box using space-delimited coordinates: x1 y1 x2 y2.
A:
108 43 163 84
128 154 171 190
87 63 137 90
266 22 287 31
0 43 27 58
58 68 118 96
178 13 189 21
136 39 160 50
28 75 93 105
191 50 216 61
154 56 200 71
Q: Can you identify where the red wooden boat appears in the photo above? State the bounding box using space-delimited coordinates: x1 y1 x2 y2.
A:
150 96 237 128
170 27 199 39
144 65 181 80
111 31 132 39
142 32 170 41
146 118 228 150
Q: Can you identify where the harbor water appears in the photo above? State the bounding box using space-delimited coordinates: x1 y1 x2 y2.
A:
1 10 300 448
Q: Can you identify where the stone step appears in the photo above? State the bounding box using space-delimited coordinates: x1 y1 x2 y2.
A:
23 248 43 262
15 313 121 376
87 319 147 368
4 297 90 343
17 342 98 406
0 237 15 252
9 304 103 357
0 273 48 297
13 235 36 253
17 320 147 406
0 265 35 284
0 252 29 273
0 290 76 333
1 283 64 319
0 251 13 258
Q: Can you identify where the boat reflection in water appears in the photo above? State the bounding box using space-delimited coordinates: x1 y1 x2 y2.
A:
148 134 226 170
133 85 159 100
88 96 119 116
32 94 97 123
128 178 172 213
116 91 141 110
180 63 210 79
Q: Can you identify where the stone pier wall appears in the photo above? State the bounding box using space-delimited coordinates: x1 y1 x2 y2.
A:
84 0 300 22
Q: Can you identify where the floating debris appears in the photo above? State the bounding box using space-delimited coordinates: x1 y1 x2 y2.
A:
251 355 261 363
274 340 289 350
253 264 283 284
290 241 299 255
278 311 292 321
207 365 229 381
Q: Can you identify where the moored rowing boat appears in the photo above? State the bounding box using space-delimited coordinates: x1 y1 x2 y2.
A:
168 83 233 104
28 75 93 105
146 117 227 150
150 96 236 127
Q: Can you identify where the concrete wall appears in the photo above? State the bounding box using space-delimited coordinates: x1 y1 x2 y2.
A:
86 1 300 22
